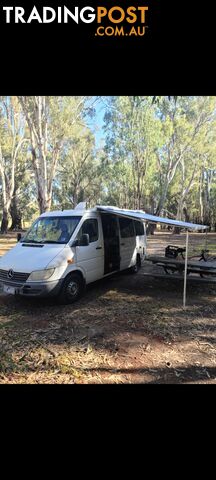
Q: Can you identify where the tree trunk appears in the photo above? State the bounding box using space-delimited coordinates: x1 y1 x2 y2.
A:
38 194 51 214
183 207 189 222
173 198 183 233
36 176 51 213
73 189 78 208
146 223 156 235
155 182 169 216
9 193 22 230
1 208 9 234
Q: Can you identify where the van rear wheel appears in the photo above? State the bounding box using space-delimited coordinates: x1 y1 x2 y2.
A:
59 273 84 304
130 255 141 274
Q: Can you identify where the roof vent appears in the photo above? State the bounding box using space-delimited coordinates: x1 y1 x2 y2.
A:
74 202 87 210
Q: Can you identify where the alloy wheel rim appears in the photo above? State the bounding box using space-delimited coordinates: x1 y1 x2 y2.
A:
67 280 79 297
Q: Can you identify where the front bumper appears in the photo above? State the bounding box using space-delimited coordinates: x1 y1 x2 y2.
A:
0 278 63 297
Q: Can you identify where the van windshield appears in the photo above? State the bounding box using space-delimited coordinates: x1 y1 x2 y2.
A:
22 216 82 244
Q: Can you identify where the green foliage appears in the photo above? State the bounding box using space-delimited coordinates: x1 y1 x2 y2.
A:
103 96 162 209
54 123 102 209
104 96 216 228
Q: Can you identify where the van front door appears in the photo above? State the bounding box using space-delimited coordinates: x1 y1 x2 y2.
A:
75 217 104 283
119 217 136 270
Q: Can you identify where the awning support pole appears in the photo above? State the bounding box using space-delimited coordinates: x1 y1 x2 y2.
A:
183 229 189 308
144 222 147 256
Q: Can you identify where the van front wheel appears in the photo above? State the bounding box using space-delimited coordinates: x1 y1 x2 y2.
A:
59 273 84 304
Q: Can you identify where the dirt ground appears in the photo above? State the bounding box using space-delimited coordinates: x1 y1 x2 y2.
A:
0 231 216 384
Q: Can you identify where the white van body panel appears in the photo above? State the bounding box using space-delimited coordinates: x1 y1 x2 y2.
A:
119 218 145 270
0 242 66 273
136 234 146 257
0 207 146 297
120 232 137 270
72 212 104 283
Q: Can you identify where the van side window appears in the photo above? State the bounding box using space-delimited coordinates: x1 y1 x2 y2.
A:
119 218 135 238
134 220 144 236
79 219 98 243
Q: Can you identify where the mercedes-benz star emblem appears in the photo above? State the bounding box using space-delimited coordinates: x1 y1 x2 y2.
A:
7 269 14 279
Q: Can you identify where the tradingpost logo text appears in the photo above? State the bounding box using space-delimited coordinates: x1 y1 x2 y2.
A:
1 5 149 37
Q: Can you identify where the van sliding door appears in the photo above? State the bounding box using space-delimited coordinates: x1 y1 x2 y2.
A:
119 217 136 270
101 214 120 274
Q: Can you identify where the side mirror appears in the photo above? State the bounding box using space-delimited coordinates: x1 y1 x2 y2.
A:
71 239 79 247
17 233 22 242
71 233 90 247
79 233 89 246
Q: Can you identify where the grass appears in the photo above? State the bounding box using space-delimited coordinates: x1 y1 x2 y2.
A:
0 232 216 384
0 233 17 256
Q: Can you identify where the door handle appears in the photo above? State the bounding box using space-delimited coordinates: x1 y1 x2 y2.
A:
96 246 102 250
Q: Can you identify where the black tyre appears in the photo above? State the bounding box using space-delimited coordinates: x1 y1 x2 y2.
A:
130 255 141 274
164 267 183 275
59 273 84 304
164 267 176 275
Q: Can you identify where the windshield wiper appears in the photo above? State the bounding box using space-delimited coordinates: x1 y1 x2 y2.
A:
21 239 43 244
40 240 63 244
22 239 66 244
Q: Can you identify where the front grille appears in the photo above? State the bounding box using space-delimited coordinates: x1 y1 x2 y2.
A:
0 269 30 283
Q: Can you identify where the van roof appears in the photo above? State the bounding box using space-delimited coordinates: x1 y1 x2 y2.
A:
40 201 96 217
40 208 96 217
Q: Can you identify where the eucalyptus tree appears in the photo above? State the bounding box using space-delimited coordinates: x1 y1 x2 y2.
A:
18 96 96 213
54 124 102 209
154 96 216 219
0 96 27 232
104 96 161 209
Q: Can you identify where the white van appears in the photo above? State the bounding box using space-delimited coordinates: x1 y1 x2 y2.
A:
0 204 146 303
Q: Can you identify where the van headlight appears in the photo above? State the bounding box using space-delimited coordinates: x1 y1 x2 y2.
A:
28 268 55 282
